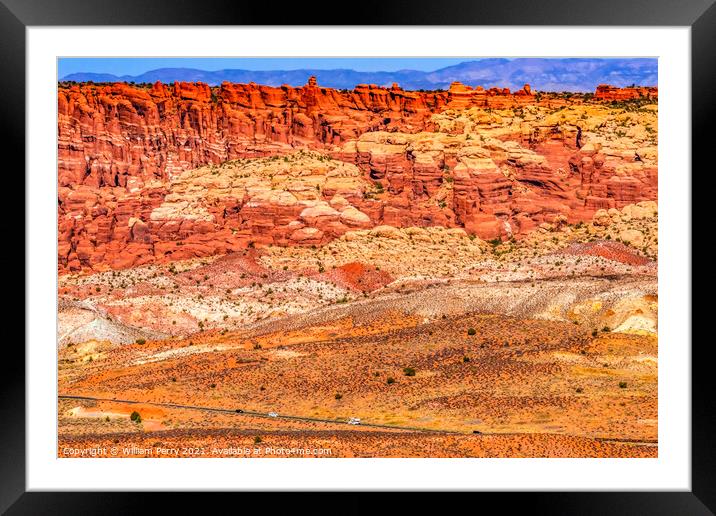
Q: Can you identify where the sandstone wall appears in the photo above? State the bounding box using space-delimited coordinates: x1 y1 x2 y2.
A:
58 79 542 190
57 79 657 273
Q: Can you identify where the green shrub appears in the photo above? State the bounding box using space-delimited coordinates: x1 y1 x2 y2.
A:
467 328 476 336
619 381 627 389
386 377 395 385
135 338 146 345
130 411 141 423
403 367 416 377
334 393 343 400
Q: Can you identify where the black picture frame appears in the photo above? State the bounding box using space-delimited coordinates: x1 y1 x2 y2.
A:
3 0 710 513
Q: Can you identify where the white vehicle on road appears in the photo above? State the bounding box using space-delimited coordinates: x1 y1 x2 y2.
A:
268 412 278 418
347 417 361 425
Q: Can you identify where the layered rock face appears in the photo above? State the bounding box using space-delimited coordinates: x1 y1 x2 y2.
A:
58 79 437 189
58 78 539 190
58 79 657 273
59 152 374 271
594 85 658 102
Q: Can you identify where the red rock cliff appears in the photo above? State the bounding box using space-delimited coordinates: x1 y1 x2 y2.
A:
594 84 658 102
57 79 657 273
58 78 545 189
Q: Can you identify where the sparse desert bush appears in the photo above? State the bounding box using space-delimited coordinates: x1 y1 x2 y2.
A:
386 377 396 385
254 436 262 444
130 411 141 423
467 328 476 336
335 393 343 400
463 356 470 363
619 381 627 389
135 338 146 345
403 367 416 377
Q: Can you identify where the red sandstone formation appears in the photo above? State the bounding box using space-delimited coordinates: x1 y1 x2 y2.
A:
57 78 545 189
568 143 657 212
446 82 535 109
594 84 658 102
57 79 657 273
58 79 430 188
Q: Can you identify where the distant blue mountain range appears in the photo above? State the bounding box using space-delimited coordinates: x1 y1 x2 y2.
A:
61 58 657 92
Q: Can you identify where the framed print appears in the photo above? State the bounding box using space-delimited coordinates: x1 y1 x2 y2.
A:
4 0 712 512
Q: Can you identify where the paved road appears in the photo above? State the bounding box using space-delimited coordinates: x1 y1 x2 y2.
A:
58 394 658 446
58 394 459 434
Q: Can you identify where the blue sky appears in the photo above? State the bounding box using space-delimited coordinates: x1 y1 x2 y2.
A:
58 58 474 77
